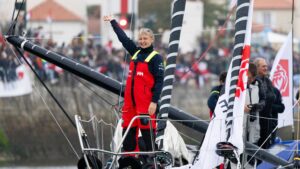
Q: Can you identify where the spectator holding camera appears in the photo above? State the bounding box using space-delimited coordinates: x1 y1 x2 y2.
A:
244 63 266 144
254 58 276 149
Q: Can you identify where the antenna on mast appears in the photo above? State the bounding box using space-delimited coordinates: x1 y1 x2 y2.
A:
291 0 296 140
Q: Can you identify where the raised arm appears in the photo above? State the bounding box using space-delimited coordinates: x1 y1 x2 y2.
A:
103 15 138 55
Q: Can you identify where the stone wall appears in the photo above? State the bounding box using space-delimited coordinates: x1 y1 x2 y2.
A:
0 84 210 165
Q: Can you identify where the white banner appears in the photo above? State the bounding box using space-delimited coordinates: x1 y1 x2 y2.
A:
0 65 32 97
270 32 293 128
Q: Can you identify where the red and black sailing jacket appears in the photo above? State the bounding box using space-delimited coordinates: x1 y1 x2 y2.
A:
124 50 158 113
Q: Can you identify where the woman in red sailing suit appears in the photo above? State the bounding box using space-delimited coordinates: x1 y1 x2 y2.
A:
104 16 164 156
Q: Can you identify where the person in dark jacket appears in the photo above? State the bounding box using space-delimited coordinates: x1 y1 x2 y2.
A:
254 58 276 149
270 87 285 145
244 63 266 145
104 15 164 157
207 71 227 119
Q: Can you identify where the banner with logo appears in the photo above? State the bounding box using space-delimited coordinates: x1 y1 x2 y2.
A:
0 64 32 97
270 32 293 128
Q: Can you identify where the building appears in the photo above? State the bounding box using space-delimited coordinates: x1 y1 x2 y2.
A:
99 0 138 49
27 0 86 45
162 1 204 53
253 0 293 33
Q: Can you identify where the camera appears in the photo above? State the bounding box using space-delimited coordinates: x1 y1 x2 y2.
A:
247 104 257 122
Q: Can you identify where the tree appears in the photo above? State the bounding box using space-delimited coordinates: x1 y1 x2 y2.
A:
138 0 172 31
202 0 227 27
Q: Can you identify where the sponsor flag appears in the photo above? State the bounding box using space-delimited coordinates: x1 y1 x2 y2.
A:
0 65 32 97
270 32 293 127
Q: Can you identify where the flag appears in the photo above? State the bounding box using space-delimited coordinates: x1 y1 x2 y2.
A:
187 0 253 168
0 65 32 97
270 32 293 128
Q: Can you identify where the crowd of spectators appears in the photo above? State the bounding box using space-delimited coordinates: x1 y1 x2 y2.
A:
0 26 300 89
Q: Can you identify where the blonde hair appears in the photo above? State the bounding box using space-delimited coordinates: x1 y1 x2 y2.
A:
138 28 155 41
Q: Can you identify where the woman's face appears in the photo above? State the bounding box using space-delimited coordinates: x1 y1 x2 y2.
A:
138 33 153 49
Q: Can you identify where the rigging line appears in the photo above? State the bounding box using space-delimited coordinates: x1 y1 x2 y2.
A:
7 45 80 159
4 0 80 159
179 5 236 79
7 0 25 35
10 0 17 23
247 96 299 121
73 77 121 119
277 163 294 169
13 46 77 128
291 0 299 155
80 116 116 128
192 118 220 165
244 126 279 167
20 21 280 41
156 118 210 122
19 23 274 42
72 75 117 107
5 0 77 129
116 11 135 119
298 90 300 157
178 131 201 144
197 147 300 152
116 58 128 119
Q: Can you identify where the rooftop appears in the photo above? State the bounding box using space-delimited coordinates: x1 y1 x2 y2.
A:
29 0 83 22
254 0 293 10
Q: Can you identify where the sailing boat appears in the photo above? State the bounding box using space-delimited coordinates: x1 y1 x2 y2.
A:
3 0 300 168
4 31 297 169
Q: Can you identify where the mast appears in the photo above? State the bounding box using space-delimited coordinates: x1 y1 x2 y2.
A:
156 0 186 149
5 35 290 167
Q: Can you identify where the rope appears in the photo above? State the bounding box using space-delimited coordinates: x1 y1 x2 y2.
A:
13 45 77 128
7 0 25 35
115 10 137 113
243 96 300 167
178 5 236 80
15 23 282 41
6 44 80 159
73 75 117 107
244 126 278 167
297 85 300 155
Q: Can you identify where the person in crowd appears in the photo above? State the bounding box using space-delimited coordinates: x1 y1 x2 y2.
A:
269 87 285 145
244 63 266 145
104 15 164 163
254 58 276 149
207 71 227 119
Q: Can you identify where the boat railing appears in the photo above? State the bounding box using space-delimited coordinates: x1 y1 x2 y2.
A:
75 114 170 169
